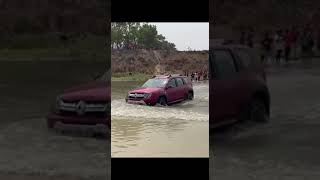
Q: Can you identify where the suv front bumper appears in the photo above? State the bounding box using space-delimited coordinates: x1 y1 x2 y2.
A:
126 99 147 105
46 113 110 129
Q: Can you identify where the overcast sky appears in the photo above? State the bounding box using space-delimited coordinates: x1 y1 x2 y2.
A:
148 23 208 51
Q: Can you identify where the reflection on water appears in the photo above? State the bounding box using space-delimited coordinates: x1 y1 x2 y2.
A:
111 81 209 157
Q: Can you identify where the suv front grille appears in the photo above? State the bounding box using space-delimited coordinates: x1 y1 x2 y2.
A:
59 110 107 118
128 93 145 101
58 100 109 117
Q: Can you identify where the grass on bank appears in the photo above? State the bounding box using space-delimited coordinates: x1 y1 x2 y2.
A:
0 34 108 61
111 73 151 81
0 48 107 61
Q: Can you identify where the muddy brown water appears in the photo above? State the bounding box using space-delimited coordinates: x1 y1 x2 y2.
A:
111 80 209 157
0 61 109 180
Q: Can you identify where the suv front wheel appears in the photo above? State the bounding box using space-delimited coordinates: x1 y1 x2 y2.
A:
187 91 194 100
249 98 269 122
157 96 167 106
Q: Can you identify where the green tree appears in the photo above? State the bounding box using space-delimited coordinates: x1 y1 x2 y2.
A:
111 22 176 50
111 22 126 49
136 24 158 49
124 22 140 48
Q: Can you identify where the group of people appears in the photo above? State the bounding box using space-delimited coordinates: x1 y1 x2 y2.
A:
184 71 208 82
260 28 299 64
240 26 320 65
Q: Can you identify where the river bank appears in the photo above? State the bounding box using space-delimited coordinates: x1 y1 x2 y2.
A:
0 49 107 62
112 73 151 82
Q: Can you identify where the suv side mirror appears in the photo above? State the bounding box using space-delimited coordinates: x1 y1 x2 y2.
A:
166 85 173 89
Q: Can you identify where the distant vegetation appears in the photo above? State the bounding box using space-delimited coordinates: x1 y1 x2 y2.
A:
211 0 320 38
112 72 151 81
0 33 108 62
0 0 108 34
212 0 320 28
111 23 176 51
0 0 109 61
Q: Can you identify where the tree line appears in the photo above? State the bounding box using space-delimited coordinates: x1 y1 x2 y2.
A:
111 23 176 50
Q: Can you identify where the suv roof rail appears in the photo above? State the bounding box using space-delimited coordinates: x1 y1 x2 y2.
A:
152 74 170 78
152 74 184 78
171 74 181 76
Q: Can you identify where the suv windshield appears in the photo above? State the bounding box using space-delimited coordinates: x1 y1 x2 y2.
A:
96 70 110 82
142 78 168 88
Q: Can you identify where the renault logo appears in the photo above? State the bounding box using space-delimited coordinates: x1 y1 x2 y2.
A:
76 100 86 116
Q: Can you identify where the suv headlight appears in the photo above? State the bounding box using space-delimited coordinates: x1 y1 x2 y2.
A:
54 96 62 112
144 93 151 98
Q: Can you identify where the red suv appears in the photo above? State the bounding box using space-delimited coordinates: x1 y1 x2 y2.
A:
209 44 270 128
125 74 194 106
46 70 111 131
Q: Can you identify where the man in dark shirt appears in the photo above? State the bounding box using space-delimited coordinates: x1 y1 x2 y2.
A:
240 31 246 45
260 32 273 64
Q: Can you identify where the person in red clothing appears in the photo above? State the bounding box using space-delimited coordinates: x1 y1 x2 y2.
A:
284 29 294 64
199 71 203 81
317 28 320 52
291 26 299 59
260 31 273 64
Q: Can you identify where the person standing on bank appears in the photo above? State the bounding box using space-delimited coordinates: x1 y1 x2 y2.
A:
274 30 284 64
240 31 246 45
284 29 294 64
247 28 255 48
260 31 273 64
300 28 315 65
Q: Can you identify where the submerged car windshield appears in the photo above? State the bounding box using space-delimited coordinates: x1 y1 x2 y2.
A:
142 78 168 88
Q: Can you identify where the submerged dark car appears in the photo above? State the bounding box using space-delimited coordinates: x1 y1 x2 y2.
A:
46 70 111 131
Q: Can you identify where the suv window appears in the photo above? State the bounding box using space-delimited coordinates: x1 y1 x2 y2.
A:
167 78 177 88
248 48 261 67
182 77 189 84
213 50 237 78
176 78 184 86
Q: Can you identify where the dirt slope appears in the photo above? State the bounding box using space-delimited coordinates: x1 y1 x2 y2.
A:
112 49 208 74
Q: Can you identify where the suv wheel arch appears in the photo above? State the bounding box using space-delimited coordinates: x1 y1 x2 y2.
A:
157 95 168 106
239 90 270 122
187 90 194 100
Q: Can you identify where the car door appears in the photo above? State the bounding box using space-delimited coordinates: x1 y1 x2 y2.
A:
175 77 186 100
232 48 259 112
166 78 178 103
210 49 239 125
